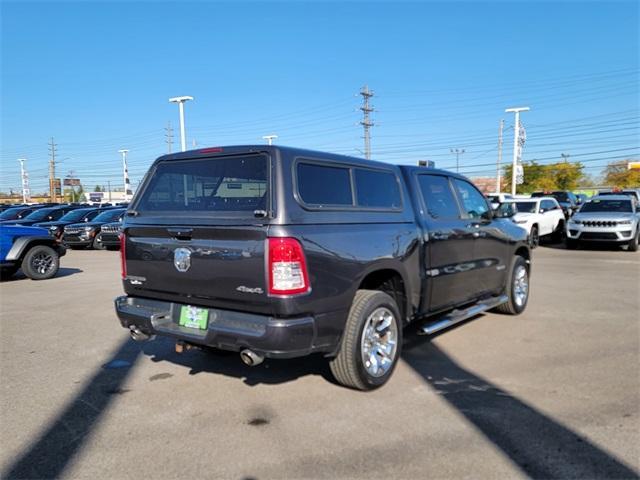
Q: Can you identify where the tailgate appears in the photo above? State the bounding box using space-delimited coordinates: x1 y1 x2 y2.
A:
122 152 272 311
125 225 268 309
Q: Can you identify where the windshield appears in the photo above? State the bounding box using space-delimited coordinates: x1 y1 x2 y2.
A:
580 199 633 213
93 209 124 222
0 208 29 220
59 209 93 222
135 155 268 215
24 208 57 221
514 201 537 213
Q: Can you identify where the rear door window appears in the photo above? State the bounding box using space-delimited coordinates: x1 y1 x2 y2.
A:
417 175 461 220
297 163 353 206
354 168 402 209
136 155 268 215
452 178 490 219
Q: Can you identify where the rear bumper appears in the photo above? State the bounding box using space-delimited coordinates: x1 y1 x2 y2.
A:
115 295 320 359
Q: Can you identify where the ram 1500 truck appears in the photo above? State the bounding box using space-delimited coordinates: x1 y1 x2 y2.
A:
115 146 531 390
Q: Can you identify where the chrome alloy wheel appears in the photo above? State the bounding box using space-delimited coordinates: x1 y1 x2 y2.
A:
31 251 55 275
360 307 398 377
513 265 529 307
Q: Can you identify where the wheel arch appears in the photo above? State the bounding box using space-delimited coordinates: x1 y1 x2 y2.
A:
5 236 57 261
514 244 531 269
357 266 410 325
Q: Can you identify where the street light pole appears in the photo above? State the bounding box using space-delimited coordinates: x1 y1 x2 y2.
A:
262 135 278 145
118 149 130 202
18 158 29 203
505 106 530 196
169 96 194 152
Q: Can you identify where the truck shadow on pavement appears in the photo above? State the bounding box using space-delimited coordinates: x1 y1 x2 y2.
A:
141 336 338 386
2 337 143 480
3 329 638 479
402 326 639 479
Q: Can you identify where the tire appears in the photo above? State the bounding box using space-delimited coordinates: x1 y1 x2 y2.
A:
627 229 639 252
92 235 105 250
0 266 19 280
329 290 403 391
529 225 539 249
20 245 60 280
565 238 579 250
552 220 565 243
495 256 529 315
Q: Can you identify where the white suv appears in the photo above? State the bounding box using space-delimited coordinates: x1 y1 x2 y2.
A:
505 197 566 248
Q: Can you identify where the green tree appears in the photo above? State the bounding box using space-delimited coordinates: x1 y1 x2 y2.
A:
504 161 555 193
504 160 584 193
94 185 102 192
603 160 640 187
553 161 584 190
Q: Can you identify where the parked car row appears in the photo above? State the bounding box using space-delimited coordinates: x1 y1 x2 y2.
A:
489 190 640 251
0 202 125 251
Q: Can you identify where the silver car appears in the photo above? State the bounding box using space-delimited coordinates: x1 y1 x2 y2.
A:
566 195 639 251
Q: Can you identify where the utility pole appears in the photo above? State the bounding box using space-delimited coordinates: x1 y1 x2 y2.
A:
48 137 57 202
107 180 112 202
496 119 504 193
450 148 465 173
561 153 570 163
505 106 530 195
169 96 194 152
165 121 174 154
262 135 278 145
18 158 30 203
359 85 374 160
118 149 131 202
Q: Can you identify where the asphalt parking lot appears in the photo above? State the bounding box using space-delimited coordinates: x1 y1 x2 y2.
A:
1 244 639 479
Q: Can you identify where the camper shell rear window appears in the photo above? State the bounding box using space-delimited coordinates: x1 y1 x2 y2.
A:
134 154 268 216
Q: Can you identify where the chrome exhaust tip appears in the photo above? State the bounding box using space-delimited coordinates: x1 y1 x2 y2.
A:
240 349 264 367
129 325 151 342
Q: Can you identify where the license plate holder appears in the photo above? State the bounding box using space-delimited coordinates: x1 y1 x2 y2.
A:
178 305 209 330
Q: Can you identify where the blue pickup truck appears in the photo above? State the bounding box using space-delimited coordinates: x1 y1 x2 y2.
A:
0 225 66 280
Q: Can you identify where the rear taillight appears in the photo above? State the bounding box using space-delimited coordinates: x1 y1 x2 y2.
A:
268 237 310 295
119 232 127 279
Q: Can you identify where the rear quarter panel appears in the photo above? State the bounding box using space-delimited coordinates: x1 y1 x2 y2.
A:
269 150 422 340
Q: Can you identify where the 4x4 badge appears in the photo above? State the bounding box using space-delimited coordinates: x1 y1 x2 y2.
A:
173 247 192 272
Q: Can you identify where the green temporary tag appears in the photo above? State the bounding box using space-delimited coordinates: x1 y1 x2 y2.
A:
179 305 208 330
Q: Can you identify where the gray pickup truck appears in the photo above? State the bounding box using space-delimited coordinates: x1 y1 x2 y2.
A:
115 145 530 390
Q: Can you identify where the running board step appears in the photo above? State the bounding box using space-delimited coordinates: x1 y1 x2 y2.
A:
419 294 508 335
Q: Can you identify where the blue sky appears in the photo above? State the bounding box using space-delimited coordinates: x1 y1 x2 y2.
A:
1 0 638 193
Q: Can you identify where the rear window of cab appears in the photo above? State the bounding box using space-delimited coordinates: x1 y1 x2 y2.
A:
295 161 402 210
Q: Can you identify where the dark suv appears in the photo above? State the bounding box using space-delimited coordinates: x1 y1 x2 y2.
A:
531 191 578 218
61 208 125 249
115 146 531 390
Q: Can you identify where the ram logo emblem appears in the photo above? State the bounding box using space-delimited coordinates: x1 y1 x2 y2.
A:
173 247 192 272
